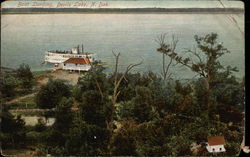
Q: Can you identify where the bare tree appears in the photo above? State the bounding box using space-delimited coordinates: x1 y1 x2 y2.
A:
155 34 178 80
108 51 142 130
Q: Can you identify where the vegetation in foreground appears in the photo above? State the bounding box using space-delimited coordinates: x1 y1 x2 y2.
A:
0 33 244 156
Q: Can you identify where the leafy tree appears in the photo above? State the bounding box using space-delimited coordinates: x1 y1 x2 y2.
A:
108 72 160 102
150 80 187 116
0 106 26 148
225 142 241 155
117 101 135 121
16 63 34 90
0 74 19 98
209 67 244 110
43 129 66 155
135 121 168 156
175 80 192 96
209 104 243 125
40 98 74 156
166 135 193 156
64 118 110 156
34 144 48 157
132 86 154 123
107 73 137 102
80 90 111 128
0 64 35 98
156 34 244 151
157 33 235 108
53 97 74 132
36 79 71 109
72 86 82 102
110 120 138 156
118 86 154 123
76 63 109 101
76 66 112 128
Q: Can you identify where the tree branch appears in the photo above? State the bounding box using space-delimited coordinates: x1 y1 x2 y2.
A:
112 51 120 85
165 57 173 79
94 78 104 101
110 51 143 131
171 35 179 52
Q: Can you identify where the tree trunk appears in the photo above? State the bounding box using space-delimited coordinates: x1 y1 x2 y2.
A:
163 53 166 80
204 76 210 92
204 75 210 125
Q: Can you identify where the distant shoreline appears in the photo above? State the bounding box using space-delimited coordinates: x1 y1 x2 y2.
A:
1 8 244 14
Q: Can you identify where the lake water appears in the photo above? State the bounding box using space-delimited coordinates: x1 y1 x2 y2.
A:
1 13 244 79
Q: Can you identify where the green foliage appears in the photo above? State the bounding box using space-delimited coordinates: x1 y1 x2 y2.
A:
64 118 110 156
80 90 111 127
107 72 160 102
131 86 154 123
16 64 33 80
110 120 138 156
32 70 51 77
53 97 74 132
0 74 19 98
38 98 73 155
194 33 230 77
118 86 154 123
210 105 243 124
36 79 71 109
43 110 56 119
72 86 82 102
175 80 193 96
225 142 241 155
43 129 66 153
34 144 48 157
34 118 46 132
8 97 37 109
16 63 34 90
135 121 168 156
3 34 244 156
117 101 134 121
166 135 193 156
76 65 109 102
0 106 26 149
0 64 35 99
157 33 237 96
76 67 112 128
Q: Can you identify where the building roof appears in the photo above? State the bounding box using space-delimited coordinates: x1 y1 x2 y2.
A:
207 136 226 146
64 58 90 65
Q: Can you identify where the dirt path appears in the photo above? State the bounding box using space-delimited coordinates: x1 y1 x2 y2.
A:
5 70 81 105
10 108 51 112
36 70 81 86
5 92 37 105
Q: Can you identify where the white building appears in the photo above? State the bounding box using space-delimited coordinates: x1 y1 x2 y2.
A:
206 136 226 153
62 58 91 72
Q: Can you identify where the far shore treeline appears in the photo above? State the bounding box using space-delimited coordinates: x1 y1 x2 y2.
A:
1 7 244 14
0 33 245 156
